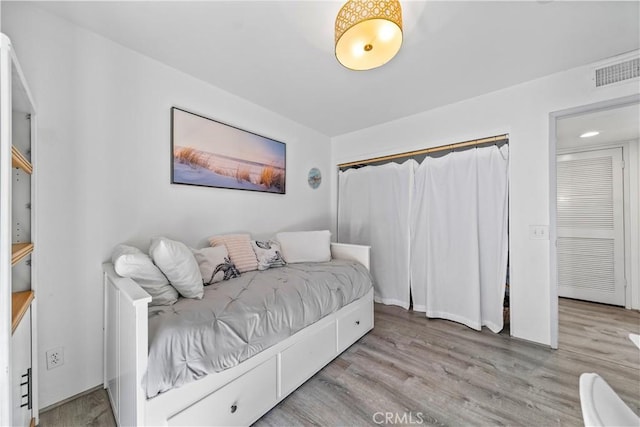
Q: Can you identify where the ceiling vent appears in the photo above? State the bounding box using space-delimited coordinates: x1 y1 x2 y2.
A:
594 57 639 87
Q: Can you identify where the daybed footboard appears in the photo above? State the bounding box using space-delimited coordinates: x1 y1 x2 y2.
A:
104 243 372 426
103 263 151 427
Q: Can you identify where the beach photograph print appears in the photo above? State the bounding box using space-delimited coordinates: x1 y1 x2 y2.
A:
171 108 286 194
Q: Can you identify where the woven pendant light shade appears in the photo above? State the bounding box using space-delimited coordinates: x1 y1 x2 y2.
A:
335 0 403 71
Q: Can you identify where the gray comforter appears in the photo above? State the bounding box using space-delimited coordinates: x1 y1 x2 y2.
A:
145 260 372 398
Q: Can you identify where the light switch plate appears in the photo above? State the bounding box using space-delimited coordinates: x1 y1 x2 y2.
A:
529 225 549 240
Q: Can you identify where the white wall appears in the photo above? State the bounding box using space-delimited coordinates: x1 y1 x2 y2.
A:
2 3 332 408
331 56 640 347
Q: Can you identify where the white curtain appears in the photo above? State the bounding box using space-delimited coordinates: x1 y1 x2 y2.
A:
338 161 415 308
477 145 510 332
411 145 509 332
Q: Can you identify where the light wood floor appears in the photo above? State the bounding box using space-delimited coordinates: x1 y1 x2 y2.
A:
39 298 639 426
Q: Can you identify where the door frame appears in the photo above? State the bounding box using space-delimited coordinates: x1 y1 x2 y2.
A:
548 93 640 349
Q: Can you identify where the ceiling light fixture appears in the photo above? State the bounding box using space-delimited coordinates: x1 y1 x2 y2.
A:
335 0 403 71
580 131 600 138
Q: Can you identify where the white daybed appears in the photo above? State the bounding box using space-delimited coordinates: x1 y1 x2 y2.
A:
103 242 373 426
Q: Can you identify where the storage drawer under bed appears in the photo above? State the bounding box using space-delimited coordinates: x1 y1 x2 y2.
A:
167 356 277 427
337 292 374 353
280 320 336 397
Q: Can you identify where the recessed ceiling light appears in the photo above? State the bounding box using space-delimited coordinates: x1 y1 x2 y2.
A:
580 131 600 138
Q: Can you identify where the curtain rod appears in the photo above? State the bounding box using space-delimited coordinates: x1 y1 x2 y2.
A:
337 134 509 169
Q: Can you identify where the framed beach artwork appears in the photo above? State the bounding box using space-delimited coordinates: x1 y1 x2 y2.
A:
171 107 286 194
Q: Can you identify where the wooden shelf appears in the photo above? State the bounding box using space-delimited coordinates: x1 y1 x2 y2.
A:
11 243 33 266
11 145 32 174
11 290 34 334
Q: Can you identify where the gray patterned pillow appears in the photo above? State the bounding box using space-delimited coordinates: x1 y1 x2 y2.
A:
251 240 286 271
192 246 240 285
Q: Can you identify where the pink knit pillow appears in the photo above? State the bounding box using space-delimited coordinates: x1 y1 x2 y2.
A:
209 234 258 273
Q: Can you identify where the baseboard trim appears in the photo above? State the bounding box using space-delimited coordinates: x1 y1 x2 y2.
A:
39 384 104 414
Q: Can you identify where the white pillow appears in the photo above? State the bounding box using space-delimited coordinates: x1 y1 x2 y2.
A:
276 230 331 263
251 240 286 270
149 237 204 299
192 246 240 285
111 245 178 306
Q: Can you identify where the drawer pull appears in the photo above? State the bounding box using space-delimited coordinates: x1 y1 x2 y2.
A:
355 320 360 326
230 404 238 414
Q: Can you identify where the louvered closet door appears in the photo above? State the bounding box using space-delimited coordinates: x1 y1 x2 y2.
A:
557 148 625 306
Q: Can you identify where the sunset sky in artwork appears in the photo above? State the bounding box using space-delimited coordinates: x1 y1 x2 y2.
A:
173 108 285 168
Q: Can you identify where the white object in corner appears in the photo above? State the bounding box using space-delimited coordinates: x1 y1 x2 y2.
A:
629 333 640 350
579 373 639 427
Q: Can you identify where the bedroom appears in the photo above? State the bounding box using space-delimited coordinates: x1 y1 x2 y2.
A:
0 1 638 426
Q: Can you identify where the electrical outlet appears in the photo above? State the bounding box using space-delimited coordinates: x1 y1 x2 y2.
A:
46 347 64 370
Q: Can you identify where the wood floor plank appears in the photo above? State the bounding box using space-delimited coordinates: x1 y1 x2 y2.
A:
38 388 115 427
257 298 639 426
558 298 640 369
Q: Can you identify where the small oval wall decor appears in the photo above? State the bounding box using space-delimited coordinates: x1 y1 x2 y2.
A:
308 168 322 189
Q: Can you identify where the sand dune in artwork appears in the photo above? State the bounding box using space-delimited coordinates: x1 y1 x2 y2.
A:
173 146 284 192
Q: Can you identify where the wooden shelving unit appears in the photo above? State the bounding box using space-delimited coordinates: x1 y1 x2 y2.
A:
11 146 32 175
11 291 34 335
2 33 38 427
11 243 33 267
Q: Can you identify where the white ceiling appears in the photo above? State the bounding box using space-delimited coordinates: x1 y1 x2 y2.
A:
557 103 640 150
32 1 640 137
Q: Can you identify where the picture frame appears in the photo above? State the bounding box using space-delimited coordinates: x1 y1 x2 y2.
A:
171 107 286 194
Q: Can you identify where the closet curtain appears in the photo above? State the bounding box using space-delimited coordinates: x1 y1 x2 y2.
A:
411 145 509 332
338 161 415 308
